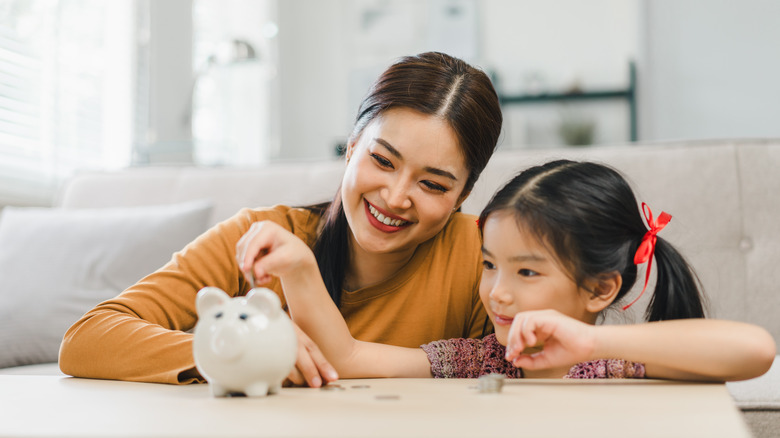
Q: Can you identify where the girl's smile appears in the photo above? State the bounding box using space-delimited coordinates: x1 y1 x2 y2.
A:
491 312 515 327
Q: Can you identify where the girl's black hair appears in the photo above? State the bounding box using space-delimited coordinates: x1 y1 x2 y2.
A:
311 52 503 306
478 160 706 321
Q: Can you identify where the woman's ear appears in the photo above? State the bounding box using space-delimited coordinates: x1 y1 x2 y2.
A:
583 272 622 314
345 140 356 163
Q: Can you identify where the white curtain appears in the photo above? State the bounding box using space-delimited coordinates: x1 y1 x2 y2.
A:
0 0 135 206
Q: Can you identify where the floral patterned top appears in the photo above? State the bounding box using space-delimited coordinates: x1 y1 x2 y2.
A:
421 334 645 379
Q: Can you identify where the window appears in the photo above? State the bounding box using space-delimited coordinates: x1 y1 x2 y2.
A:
0 0 135 206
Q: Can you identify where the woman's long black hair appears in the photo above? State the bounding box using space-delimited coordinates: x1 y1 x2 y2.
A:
478 160 706 321
311 52 503 306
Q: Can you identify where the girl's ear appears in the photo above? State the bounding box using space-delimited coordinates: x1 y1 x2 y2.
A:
583 272 622 314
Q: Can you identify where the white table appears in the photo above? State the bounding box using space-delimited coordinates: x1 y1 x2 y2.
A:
0 375 750 437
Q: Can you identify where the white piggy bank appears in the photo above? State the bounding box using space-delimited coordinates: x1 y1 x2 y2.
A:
193 287 297 397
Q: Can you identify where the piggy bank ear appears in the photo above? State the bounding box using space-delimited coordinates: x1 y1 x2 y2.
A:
196 287 230 315
246 287 282 318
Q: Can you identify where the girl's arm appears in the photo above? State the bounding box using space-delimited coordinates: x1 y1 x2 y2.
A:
505 309 776 381
237 220 432 379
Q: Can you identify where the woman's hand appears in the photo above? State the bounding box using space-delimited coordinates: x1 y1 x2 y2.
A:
235 221 338 387
235 220 317 286
284 321 339 387
504 309 596 370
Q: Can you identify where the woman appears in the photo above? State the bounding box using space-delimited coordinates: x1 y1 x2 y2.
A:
59 52 503 386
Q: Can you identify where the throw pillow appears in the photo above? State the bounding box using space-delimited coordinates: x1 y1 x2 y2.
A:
0 200 213 369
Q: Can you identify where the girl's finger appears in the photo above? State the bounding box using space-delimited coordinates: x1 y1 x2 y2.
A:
521 315 538 348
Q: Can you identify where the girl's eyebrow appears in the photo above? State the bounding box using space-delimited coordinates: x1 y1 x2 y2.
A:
374 137 458 181
481 247 546 263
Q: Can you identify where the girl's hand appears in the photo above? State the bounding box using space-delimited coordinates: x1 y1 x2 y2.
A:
504 309 597 370
235 220 317 286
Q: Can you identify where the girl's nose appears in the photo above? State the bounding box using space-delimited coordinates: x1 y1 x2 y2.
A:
381 183 412 210
489 279 513 305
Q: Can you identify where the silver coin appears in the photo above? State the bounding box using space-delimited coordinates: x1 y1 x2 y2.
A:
477 373 506 393
320 384 345 391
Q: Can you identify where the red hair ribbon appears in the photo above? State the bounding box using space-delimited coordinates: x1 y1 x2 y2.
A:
622 202 672 311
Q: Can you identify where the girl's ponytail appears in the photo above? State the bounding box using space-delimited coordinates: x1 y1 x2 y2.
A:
643 237 706 321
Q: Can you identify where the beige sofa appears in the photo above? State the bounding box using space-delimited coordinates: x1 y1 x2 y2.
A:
0 139 777 436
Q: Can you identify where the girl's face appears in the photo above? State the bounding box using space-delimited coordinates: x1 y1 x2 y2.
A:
341 107 469 258
479 212 596 345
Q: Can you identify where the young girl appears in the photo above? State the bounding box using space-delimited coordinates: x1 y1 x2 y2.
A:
242 160 775 381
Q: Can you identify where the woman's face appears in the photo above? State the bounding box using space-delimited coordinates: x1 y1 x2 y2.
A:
479 212 595 345
341 107 469 257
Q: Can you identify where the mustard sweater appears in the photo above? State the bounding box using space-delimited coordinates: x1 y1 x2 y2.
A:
59 205 489 384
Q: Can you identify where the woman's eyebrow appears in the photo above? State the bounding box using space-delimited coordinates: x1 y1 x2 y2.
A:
374 137 459 181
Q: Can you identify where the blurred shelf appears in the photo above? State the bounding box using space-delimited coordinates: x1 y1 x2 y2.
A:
498 61 637 142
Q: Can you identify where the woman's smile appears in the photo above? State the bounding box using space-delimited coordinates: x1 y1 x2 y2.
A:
340 107 469 257
364 199 412 232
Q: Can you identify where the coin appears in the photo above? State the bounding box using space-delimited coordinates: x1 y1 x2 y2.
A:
320 384 345 391
477 373 506 393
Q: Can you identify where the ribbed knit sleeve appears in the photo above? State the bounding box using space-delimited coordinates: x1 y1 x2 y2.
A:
565 359 646 379
421 334 523 378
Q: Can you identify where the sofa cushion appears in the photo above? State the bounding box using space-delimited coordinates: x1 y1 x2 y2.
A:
0 200 212 369
728 355 780 410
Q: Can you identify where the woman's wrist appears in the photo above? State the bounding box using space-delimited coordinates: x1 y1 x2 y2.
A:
280 255 325 294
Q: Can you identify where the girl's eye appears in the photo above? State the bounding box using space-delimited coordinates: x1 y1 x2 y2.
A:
370 153 393 169
421 180 448 193
214 312 223 319
518 269 538 277
482 260 495 270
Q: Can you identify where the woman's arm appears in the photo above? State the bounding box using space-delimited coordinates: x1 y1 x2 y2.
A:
505 309 776 381
238 220 432 379
60 211 254 384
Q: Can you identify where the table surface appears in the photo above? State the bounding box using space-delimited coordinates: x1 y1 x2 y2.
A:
1 375 749 438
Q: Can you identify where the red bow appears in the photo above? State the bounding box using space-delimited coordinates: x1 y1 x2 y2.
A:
622 202 672 311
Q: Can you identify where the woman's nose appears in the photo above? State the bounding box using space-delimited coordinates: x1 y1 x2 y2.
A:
381 182 412 210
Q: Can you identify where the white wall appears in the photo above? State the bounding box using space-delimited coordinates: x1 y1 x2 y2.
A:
275 0 350 161
273 0 639 159
151 0 780 162
480 0 638 148
144 0 194 163
638 0 780 141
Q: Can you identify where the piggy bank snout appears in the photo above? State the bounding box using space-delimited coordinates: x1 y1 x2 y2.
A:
208 322 248 360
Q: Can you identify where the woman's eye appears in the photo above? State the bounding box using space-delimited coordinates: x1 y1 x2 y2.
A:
214 312 223 319
518 269 538 277
482 260 495 270
370 153 393 168
422 180 448 193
